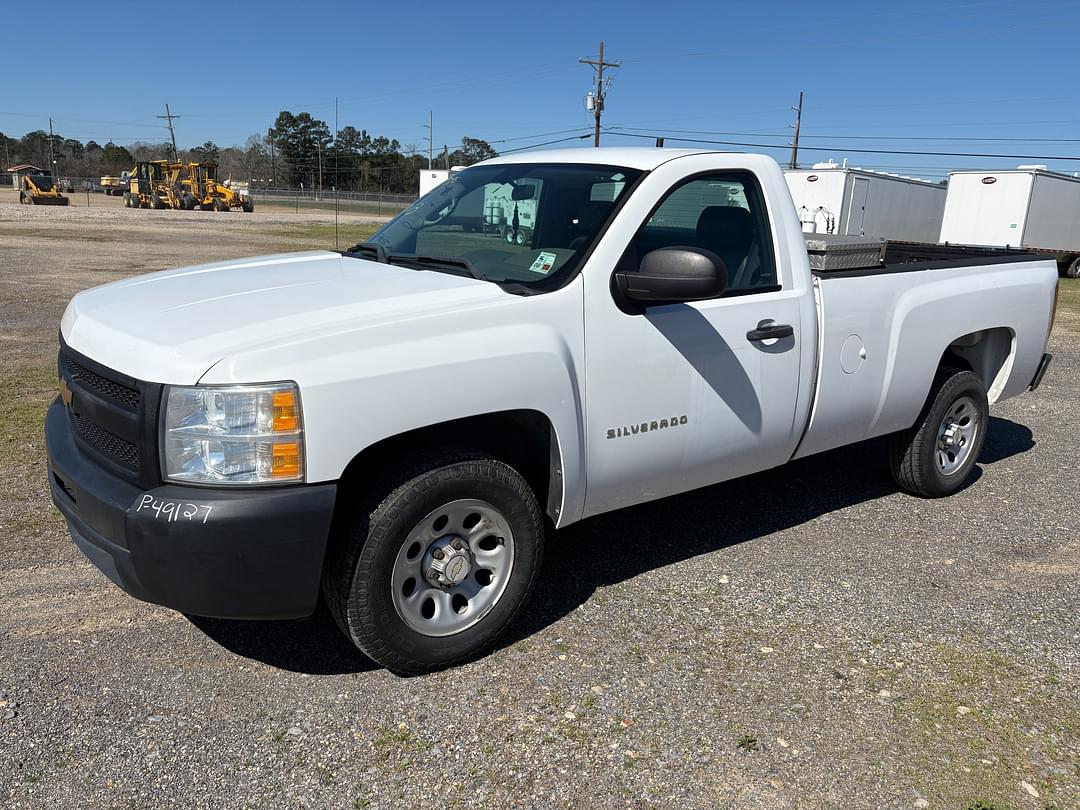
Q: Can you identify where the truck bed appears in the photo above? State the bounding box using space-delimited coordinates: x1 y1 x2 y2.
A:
811 239 1040 277
807 236 1041 280
794 248 1057 461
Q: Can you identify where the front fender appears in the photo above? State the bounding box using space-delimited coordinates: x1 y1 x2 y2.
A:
201 284 588 525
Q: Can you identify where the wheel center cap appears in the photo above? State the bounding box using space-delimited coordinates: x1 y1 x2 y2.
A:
446 555 468 583
942 423 961 447
424 537 472 587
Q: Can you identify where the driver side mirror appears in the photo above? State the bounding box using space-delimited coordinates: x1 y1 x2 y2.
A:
614 247 728 306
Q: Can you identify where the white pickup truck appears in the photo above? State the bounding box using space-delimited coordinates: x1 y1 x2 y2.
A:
47 148 1057 674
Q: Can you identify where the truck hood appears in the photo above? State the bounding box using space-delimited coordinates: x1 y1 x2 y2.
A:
61 251 511 384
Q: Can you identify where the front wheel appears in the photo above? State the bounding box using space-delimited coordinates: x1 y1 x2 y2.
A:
888 367 989 497
1066 256 1080 279
323 451 544 674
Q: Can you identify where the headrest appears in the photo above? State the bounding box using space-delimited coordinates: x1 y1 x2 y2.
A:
696 206 753 247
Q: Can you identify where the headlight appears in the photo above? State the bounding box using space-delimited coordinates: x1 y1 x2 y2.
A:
163 382 304 485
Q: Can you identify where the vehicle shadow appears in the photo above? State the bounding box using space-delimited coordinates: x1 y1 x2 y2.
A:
187 601 380 676
979 417 1034 463
188 419 1033 676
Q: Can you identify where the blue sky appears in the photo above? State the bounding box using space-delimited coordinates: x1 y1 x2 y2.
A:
5 0 1080 180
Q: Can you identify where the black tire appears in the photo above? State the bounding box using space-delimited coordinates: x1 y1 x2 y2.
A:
212 198 227 212
888 367 989 497
242 199 254 212
323 450 545 675
182 195 196 211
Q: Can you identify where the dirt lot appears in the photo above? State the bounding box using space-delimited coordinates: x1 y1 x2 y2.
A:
1 203 1079 809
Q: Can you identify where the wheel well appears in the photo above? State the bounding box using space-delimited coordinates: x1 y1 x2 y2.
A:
336 410 561 522
939 326 1015 402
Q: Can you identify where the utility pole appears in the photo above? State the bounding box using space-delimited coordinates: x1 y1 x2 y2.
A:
580 40 620 147
334 96 339 249
157 103 180 162
444 144 449 171
48 118 57 178
424 110 433 170
317 141 323 195
789 91 804 170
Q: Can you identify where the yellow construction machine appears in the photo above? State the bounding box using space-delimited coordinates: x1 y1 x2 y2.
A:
183 162 254 212
125 161 185 209
18 173 70 205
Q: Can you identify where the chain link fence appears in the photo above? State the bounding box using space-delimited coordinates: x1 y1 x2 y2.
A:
5 175 418 219
248 186 416 218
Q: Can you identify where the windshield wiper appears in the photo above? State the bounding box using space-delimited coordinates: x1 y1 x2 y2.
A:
387 254 487 281
343 241 388 263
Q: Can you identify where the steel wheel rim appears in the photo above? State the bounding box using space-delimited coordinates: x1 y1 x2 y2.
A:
936 395 980 476
391 499 515 637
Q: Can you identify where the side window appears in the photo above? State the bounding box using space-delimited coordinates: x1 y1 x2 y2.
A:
629 174 778 294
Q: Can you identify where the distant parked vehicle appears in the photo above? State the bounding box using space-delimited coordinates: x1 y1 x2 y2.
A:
18 173 69 205
940 166 1080 278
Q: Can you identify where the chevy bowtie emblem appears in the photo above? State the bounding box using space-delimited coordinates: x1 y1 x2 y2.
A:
59 377 73 407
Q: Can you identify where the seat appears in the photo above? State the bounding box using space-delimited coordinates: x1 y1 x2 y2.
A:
695 206 754 282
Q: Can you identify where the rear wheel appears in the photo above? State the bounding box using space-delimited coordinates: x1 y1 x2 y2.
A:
242 199 254 212
323 451 545 675
888 367 988 497
212 198 227 212
1066 256 1080 279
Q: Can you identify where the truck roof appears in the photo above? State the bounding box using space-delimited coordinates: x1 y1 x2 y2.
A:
480 146 723 171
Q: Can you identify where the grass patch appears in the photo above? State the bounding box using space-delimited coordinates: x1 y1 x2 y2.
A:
1054 278 1080 335
256 199 409 217
258 222 379 250
893 643 1080 807
0 361 57 497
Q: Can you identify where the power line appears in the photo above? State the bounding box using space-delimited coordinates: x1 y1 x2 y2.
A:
607 125 1080 143
498 133 593 155
604 129 1080 162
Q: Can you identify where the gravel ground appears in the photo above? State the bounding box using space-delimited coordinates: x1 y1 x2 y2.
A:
1 205 1078 809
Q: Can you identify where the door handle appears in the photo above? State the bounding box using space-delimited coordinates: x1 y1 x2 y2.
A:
746 321 794 342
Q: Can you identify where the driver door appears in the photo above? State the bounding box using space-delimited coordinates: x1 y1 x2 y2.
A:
582 164 805 518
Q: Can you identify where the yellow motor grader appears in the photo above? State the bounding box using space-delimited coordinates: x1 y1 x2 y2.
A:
125 161 185 209
18 173 70 205
182 162 254 212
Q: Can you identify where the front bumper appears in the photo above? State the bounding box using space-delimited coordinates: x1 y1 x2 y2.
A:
45 399 337 619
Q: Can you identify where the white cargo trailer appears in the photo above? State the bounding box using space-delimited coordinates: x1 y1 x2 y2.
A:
785 164 947 243
939 167 1080 277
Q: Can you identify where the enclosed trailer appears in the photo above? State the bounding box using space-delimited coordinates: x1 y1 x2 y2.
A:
939 167 1080 277
784 164 947 243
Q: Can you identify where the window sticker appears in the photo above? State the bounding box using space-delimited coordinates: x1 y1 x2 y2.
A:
529 251 558 274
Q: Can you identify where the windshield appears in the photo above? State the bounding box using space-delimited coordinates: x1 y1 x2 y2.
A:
30 175 56 190
359 163 643 287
